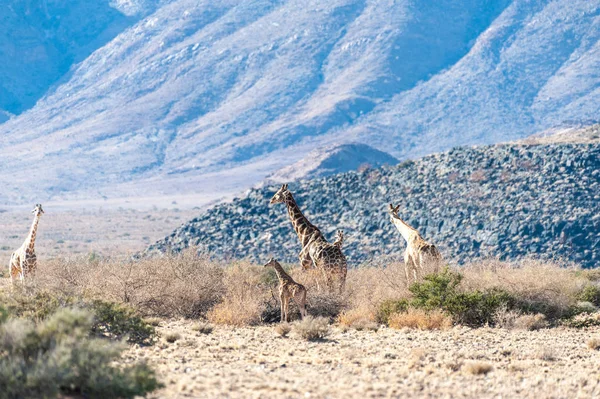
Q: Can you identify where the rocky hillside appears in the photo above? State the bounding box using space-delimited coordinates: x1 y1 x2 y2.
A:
148 142 600 268
1 0 599 205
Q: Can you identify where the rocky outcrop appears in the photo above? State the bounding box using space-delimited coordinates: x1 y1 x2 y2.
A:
148 143 600 268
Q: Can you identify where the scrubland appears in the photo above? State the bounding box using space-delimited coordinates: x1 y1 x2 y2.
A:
1 252 600 398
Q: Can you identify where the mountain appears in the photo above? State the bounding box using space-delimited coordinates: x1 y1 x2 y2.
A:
262 143 398 184
0 0 599 205
0 0 161 116
148 141 600 268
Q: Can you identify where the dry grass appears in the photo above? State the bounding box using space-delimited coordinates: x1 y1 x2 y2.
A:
461 259 584 319
388 308 452 330
587 338 600 350
191 321 213 334
293 316 330 341
514 314 548 330
337 309 379 331
36 249 225 318
207 264 268 326
463 361 493 375
274 323 292 337
164 332 181 343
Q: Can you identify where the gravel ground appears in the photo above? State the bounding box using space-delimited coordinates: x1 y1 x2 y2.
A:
125 320 600 398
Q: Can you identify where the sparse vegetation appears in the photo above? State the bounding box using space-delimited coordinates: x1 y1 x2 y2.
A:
191 321 214 334
388 308 452 330
513 314 548 331
164 332 181 343
293 316 330 341
0 308 160 399
464 361 493 375
587 338 600 350
275 323 292 337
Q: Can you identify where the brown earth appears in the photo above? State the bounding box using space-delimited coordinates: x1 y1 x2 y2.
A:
126 319 600 398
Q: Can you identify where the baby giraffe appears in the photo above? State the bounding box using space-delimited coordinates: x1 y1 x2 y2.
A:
264 258 308 322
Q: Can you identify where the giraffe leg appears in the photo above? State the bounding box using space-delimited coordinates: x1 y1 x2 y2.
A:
296 289 307 319
279 292 285 323
283 297 290 323
404 252 412 285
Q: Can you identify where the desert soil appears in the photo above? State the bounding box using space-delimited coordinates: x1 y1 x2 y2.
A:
125 320 600 398
0 206 198 261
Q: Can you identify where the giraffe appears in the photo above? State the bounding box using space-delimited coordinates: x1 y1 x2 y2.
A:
9 204 44 284
264 258 308 322
269 184 347 292
388 203 442 284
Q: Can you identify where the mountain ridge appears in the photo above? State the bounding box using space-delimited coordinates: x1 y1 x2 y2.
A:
0 0 599 205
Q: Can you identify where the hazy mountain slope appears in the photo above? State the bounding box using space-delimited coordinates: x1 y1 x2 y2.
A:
0 0 510 204
148 142 600 268
347 0 600 157
0 0 158 115
0 0 599 206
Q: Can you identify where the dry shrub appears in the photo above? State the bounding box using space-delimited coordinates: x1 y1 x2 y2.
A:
293 316 330 341
191 321 213 334
461 258 584 319
536 347 556 361
587 338 600 350
207 263 267 326
37 249 225 318
164 332 181 343
275 323 292 337
388 308 452 330
337 309 379 331
464 361 493 375
513 314 548 331
493 305 523 329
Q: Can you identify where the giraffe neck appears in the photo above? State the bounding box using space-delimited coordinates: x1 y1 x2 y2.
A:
284 195 319 248
271 262 292 282
390 215 418 242
25 214 41 250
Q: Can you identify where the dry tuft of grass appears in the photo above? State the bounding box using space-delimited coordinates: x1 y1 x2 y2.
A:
275 323 292 337
164 332 181 343
464 361 493 375
536 347 556 361
388 308 452 330
587 338 600 350
191 321 213 335
513 314 548 331
293 316 330 341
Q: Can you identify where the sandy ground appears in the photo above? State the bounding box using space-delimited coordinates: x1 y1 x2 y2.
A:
124 320 600 399
0 206 199 260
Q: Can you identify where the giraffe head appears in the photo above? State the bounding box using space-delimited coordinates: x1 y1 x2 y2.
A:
264 257 279 268
388 203 400 217
269 183 291 205
31 204 44 217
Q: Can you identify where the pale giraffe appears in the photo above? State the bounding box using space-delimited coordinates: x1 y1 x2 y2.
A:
270 184 347 292
264 258 308 322
388 203 442 283
9 204 44 284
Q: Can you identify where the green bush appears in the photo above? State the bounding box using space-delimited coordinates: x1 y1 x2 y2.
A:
408 269 515 327
577 285 600 307
0 290 155 345
0 308 161 399
90 300 156 345
376 299 409 324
